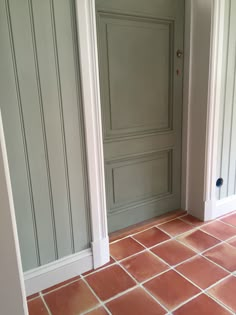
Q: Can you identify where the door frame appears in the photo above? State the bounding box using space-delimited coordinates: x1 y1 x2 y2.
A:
75 0 109 268
183 0 232 220
78 0 226 232
0 110 29 315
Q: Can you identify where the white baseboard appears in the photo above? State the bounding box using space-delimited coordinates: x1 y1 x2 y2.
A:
204 200 216 221
214 195 236 218
24 248 93 296
91 237 109 269
204 195 236 221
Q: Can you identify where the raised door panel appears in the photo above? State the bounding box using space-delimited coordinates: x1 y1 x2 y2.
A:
106 150 172 211
98 13 174 138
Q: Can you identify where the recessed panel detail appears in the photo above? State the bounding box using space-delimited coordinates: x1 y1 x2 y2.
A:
106 150 172 213
97 13 174 139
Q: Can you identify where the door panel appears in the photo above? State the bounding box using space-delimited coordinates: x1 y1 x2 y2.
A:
99 14 173 138
96 0 184 232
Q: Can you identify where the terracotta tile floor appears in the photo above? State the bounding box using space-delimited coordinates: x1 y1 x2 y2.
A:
27 210 236 315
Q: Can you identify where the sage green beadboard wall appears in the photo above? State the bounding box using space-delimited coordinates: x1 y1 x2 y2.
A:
217 0 236 200
0 0 91 271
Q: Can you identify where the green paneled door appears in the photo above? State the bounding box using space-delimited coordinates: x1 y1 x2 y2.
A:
0 0 90 271
96 0 185 232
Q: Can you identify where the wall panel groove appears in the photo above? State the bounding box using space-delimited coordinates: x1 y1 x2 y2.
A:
49 0 74 254
5 0 40 266
28 0 58 261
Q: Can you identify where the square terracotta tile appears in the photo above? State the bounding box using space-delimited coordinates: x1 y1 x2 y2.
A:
86 307 109 315
173 294 231 315
86 265 136 301
151 240 196 266
144 270 200 310
121 251 169 282
221 212 236 227
178 230 220 252
203 243 236 272
106 287 166 315
110 237 144 260
158 219 193 236
208 276 236 313
180 214 206 227
176 256 228 289
83 257 115 276
28 298 49 315
133 227 170 248
201 221 236 240
42 275 80 294
43 279 99 315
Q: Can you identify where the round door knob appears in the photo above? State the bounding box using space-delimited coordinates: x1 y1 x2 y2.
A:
176 50 183 58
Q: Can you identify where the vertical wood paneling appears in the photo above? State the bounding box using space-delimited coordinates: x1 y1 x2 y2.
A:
7 0 56 266
0 0 38 270
217 0 236 199
32 0 73 259
53 0 91 252
0 0 91 270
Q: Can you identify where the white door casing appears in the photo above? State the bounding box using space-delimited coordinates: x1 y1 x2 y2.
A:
75 0 109 268
0 110 28 315
183 0 233 220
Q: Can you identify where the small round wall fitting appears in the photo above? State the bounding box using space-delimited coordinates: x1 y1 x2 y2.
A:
216 178 224 188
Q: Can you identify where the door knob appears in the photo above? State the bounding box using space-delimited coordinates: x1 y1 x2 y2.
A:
176 50 183 58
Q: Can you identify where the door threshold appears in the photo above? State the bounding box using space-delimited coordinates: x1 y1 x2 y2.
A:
109 209 187 243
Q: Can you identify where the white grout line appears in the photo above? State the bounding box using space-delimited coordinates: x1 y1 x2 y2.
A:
36 211 236 315
81 277 112 315
113 256 170 313
205 288 235 314
39 292 53 315
109 213 190 245
109 238 234 313
27 295 40 302
41 277 82 296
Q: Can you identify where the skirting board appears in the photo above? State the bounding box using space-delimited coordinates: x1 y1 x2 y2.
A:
214 195 236 219
24 248 93 296
204 195 236 221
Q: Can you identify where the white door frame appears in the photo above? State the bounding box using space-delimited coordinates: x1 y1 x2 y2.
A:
75 0 109 268
78 0 225 230
203 0 228 219
0 111 28 315
205 0 236 219
182 0 230 221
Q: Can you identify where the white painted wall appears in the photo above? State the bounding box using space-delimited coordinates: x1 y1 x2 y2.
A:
0 111 28 315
